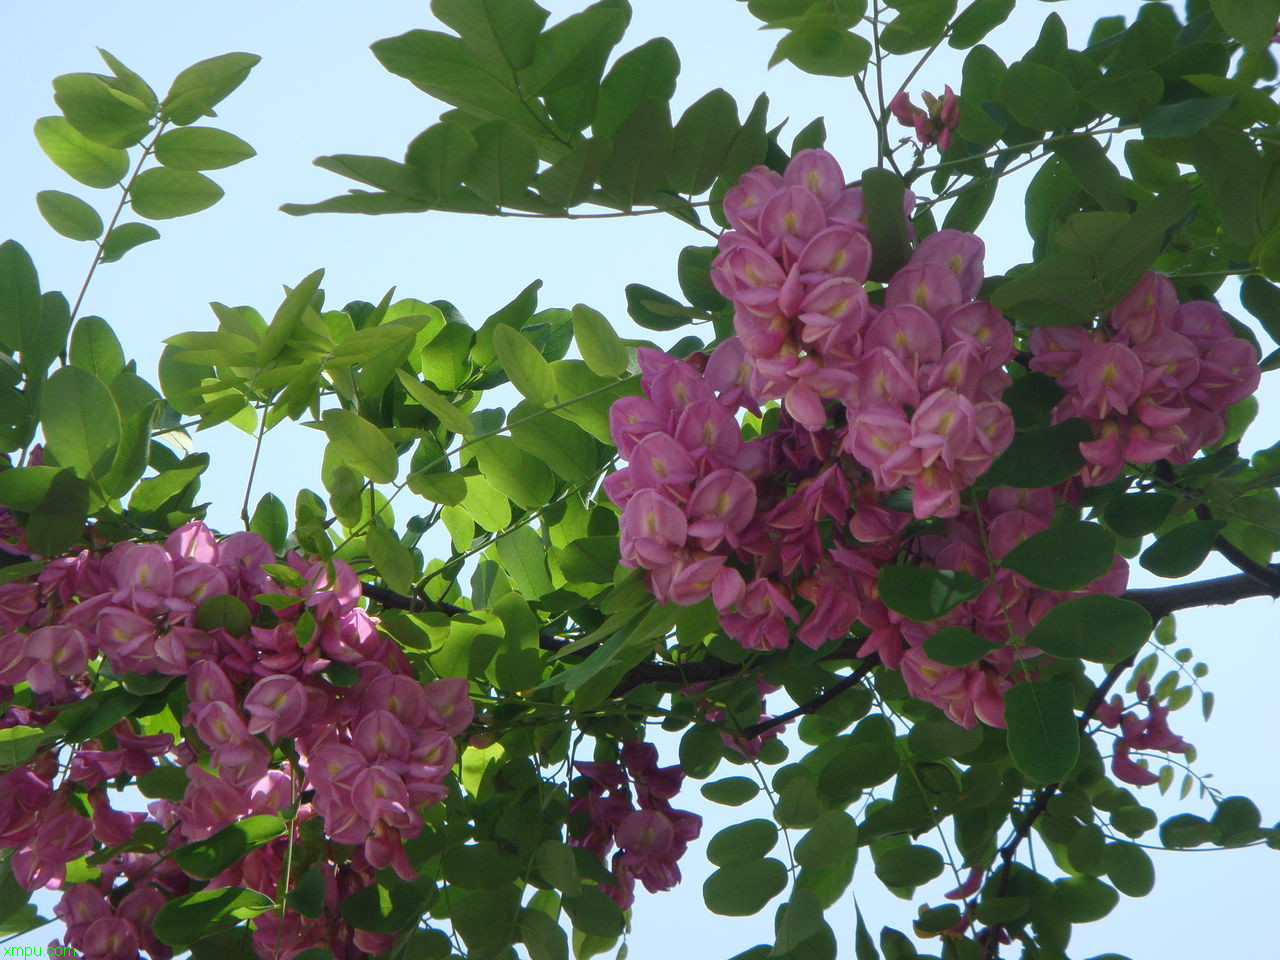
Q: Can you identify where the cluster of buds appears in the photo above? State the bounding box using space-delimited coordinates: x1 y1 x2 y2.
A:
890 86 960 151
0 519 473 959
1095 676 1191 786
569 744 701 909
1028 272 1260 485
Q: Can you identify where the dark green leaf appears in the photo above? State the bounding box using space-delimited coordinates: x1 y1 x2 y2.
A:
464 121 540 206
862 167 911 282
598 97 673 208
33 115 128 188
100 222 160 263
999 61 1077 130
431 0 548 72
877 566 982 622
36 190 103 241
196 594 252 637
1139 519 1223 578
794 811 857 869
1001 521 1116 591
707 820 779 866
340 879 430 932
624 283 693 331
52 72 153 147
1054 877 1119 922
1103 492 1176 538
1160 813 1217 848
153 887 273 946
161 52 262 126
69 316 125 382
130 168 224 219
773 23 871 77
595 38 679 137
285 865 329 919
1024 595 1152 663
41 365 120 480
701 777 760 806
0 241 41 360
1140 96 1233 139
1104 841 1154 897
873 844 944 888
670 89 740 195
880 0 956 54
154 126 256 170
703 858 788 916
1004 680 1079 784
174 815 287 879
320 409 398 484
1209 0 1280 50
923 626 1000 667
949 0 1015 49
562 886 624 938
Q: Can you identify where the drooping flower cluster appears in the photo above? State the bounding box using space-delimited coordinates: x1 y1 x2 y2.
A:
569 743 702 909
1028 272 1261 485
1095 675 1191 786
0 519 473 960
890 86 960 151
711 149 1016 519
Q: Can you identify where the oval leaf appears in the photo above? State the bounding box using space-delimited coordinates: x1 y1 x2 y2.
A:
703 857 788 917
1025 595 1152 663
130 168 224 220
572 303 628 377
320 409 398 484
493 324 556 404
153 886 273 946
1001 521 1116 591
877 566 983 622
174 815 287 879
1004 680 1079 785
33 116 128 188
154 126 256 170
35 190 103 241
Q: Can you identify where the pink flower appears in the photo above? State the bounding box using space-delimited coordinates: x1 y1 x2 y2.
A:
244 674 309 742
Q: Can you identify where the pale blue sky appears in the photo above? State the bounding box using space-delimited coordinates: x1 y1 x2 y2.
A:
0 1 1276 957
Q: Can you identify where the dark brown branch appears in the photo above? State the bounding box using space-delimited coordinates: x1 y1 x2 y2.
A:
982 657 1133 958
360 583 568 652
741 657 879 739
1121 568 1280 620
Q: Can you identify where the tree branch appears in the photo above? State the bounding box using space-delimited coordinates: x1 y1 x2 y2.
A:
741 657 879 739
1121 567 1280 620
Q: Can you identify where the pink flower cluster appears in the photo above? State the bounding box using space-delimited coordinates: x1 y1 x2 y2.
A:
0 519 473 960
1096 675 1190 786
569 743 701 909
1028 272 1260 485
890 86 960 151
711 149 1016 519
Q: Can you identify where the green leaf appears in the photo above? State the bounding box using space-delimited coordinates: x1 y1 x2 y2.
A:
1140 97 1234 139
130 168 224 219
1052 136 1127 213
701 777 760 807
250 493 289 553
0 241 42 360
1103 492 1176 538
1104 841 1154 897
41 365 120 481
1000 521 1116 591
340 879 429 933
128 452 209 512
1004 680 1079 784
559 536 619 584
862 167 911 282
1054 877 1119 923
563 886 625 939
1024 595 1152 663
703 858 788 916
794 811 858 869
320 409 398 484
999 61 1077 131
595 37 680 137
535 136 611 207
494 325 556 404
154 126 256 170
464 121 540 206
1241 275 1280 345
877 566 982 622
0 467 89 557
432 0 548 72
366 525 415 595
174 815 287 879
196 594 252 637
948 0 1015 49
598 97 674 208
69 316 125 382
35 190 103 241
0 726 51 769
508 405 600 482
496 524 554 598
153 887 273 946
33 115 129 188
922 626 1000 667
873 844 944 888
100 222 160 263
983 419 1093 488
707 820 779 866
285 866 329 919
1139 519 1223 578
161 52 262 126
571 303 628 377
772 23 872 77
52 72 153 148
1209 0 1280 50
97 49 157 111
397 371 473 434
624 283 694 331
669 89 740 195
1160 813 1217 848
524 3 630 133
259 268 324 366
